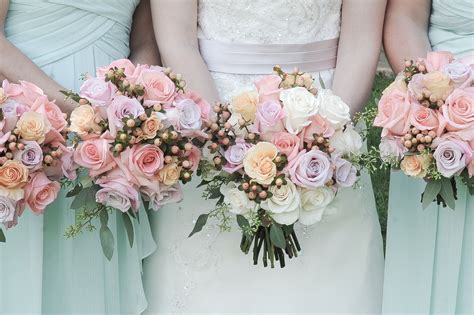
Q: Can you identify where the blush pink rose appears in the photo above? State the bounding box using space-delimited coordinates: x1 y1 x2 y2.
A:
106 95 145 136
255 75 282 102
24 172 60 214
184 145 201 172
299 115 335 146
2 80 44 107
373 89 411 137
468 140 474 177
0 100 30 133
407 73 425 101
30 96 67 132
96 59 136 78
140 182 183 211
408 103 440 133
271 132 300 161
74 137 116 177
44 129 66 146
223 139 252 173
424 51 454 72
254 100 285 138
442 87 474 140
137 69 176 104
79 77 117 108
96 168 140 212
119 144 165 186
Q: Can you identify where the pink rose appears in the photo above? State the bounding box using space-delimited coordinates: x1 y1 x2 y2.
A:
30 96 67 132
332 155 357 187
44 129 66 146
2 80 44 107
175 91 211 121
433 137 471 178
79 77 117 109
254 100 285 138
106 95 145 137
0 100 30 133
407 73 425 100
408 103 440 133
115 144 164 186
96 59 136 78
442 87 474 140
57 143 78 180
24 172 60 214
379 136 408 163
96 168 140 212
140 182 183 211
424 51 454 72
184 145 201 172
271 132 300 161
288 149 333 188
165 99 206 138
137 69 176 104
255 75 282 102
74 137 116 177
468 140 474 177
299 115 335 146
374 89 411 136
223 139 252 173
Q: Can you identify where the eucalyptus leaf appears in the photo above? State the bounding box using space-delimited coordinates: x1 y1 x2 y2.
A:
99 208 109 227
208 188 222 200
100 226 115 261
71 185 100 210
0 228 5 242
439 178 456 210
197 180 210 188
122 212 134 247
188 214 209 238
422 180 442 209
269 224 286 249
66 184 83 198
236 214 250 230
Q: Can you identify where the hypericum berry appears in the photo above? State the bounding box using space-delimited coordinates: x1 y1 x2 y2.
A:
126 119 135 128
247 133 256 140
182 160 191 169
44 155 53 164
242 182 250 191
164 155 173 164
114 143 124 152
119 133 128 141
248 192 256 200
153 103 162 112
221 137 230 146
184 143 193 151
170 131 178 140
8 142 17 151
171 146 180 154
258 191 268 199
213 156 222 166
17 143 25 150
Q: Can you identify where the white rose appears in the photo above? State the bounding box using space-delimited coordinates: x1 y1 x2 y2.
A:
0 195 16 223
317 89 350 130
220 182 254 215
329 125 363 155
280 87 319 134
261 181 300 225
298 186 335 225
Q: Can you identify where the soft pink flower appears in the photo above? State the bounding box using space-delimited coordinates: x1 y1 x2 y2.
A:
271 132 300 162
0 100 30 133
299 115 335 146
374 88 411 136
24 172 60 214
288 149 333 188
74 137 116 177
332 155 357 187
137 69 176 104
407 73 425 100
58 143 78 180
79 77 117 109
443 62 473 88
408 103 440 133
2 80 44 107
96 59 136 78
0 195 16 224
165 99 206 138
140 182 183 211
44 129 66 146
254 100 285 138
13 140 43 171
468 140 474 177
175 91 211 121
29 96 67 132
379 136 408 163
184 145 201 172
223 139 252 173
96 168 140 212
442 87 474 140
424 51 454 72
255 75 282 102
106 95 145 136
115 144 164 186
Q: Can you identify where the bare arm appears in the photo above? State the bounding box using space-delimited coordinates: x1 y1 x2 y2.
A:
129 0 161 65
332 0 387 115
0 0 77 113
383 0 431 73
150 0 219 103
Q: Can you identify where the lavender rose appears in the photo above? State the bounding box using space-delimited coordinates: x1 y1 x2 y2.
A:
254 100 285 136
332 155 357 187
106 95 145 136
141 183 183 211
79 77 117 107
96 169 140 212
223 139 253 172
289 149 333 188
14 140 43 171
433 138 470 177
166 99 202 135
443 62 473 88
0 195 16 223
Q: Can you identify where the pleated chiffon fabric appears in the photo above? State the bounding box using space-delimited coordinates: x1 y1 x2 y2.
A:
0 1 157 314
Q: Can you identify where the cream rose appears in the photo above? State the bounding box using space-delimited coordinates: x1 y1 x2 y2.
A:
329 125 363 156
317 89 351 130
16 111 51 144
423 71 454 101
158 162 181 186
243 142 278 185
280 87 319 134
400 154 432 178
141 114 162 140
298 186 335 225
220 182 254 215
261 181 300 225
230 90 259 122
69 104 102 136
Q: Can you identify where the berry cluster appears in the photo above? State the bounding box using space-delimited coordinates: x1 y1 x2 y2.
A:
402 127 436 153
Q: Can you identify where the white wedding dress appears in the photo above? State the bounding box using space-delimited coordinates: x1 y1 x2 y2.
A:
144 1 384 314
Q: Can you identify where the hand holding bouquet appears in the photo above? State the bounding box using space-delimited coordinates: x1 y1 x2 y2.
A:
63 59 209 259
191 66 367 268
373 51 473 209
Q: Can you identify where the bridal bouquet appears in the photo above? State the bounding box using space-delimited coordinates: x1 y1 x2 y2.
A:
191 66 367 268
373 51 473 209
0 80 73 242
63 59 209 259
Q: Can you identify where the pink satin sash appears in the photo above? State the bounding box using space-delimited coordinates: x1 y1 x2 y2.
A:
198 37 339 74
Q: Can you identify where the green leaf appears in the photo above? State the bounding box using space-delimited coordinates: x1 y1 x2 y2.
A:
66 184 83 198
422 180 442 209
122 212 134 248
99 208 109 227
236 214 250 230
318 74 326 89
0 228 5 242
188 214 209 238
269 224 286 249
439 178 456 210
208 188 222 200
100 226 115 261
197 180 210 188
71 185 100 210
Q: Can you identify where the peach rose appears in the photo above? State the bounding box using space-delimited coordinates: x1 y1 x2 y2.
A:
442 87 474 139
400 154 432 178
74 137 116 177
140 114 162 140
230 90 259 122
254 75 282 102
424 51 454 72
408 104 440 132
373 89 411 136
24 172 60 214
300 115 335 145
16 111 51 144
0 160 28 189
243 142 278 185
271 132 300 161
69 104 102 137
422 71 454 101
158 162 181 186
30 96 67 132
137 69 176 104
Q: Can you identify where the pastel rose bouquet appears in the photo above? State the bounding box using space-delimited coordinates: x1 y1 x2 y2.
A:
373 51 473 209
62 59 209 259
190 66 366 268
0 80 73 242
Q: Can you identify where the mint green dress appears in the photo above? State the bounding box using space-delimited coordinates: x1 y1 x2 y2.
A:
0 1 156 314
382 1 473 313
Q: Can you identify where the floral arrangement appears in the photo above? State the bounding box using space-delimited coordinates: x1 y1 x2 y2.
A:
63 59 209 259
190 66 367 268
373 51 473 209
0 80 74 242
